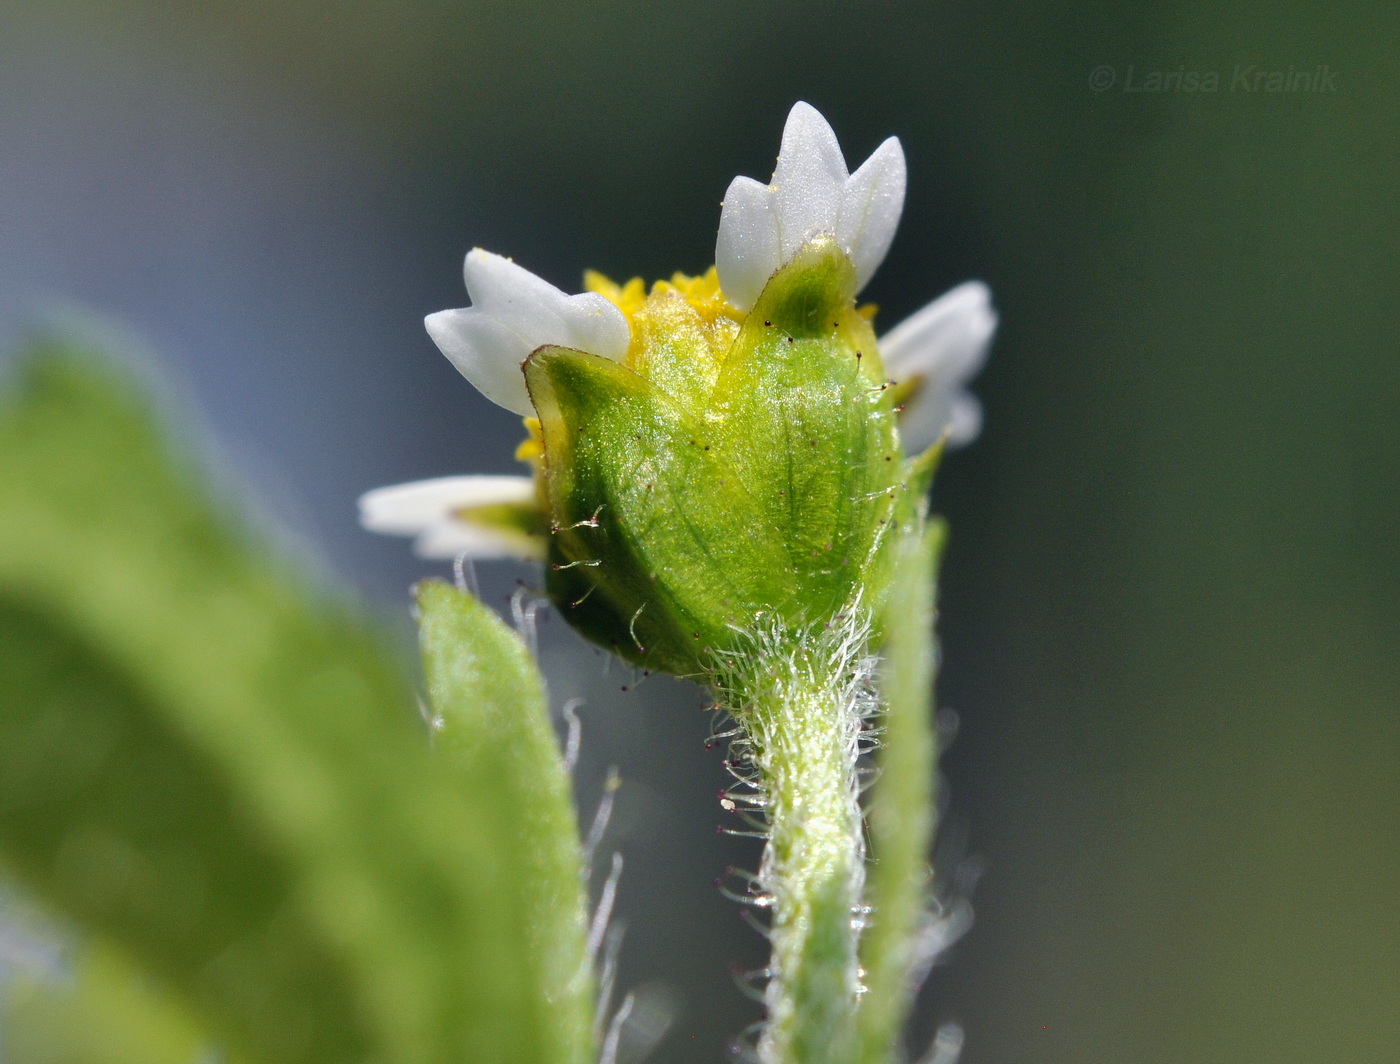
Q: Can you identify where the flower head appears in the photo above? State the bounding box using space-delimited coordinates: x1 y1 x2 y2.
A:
362 103 998 672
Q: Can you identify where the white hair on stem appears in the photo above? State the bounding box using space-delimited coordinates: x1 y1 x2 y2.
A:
706 602 880 1064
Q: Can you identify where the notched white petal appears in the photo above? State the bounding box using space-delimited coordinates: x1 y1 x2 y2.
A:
429 249 630 414
715 102 909 306
358 475 542 560
881 281 998 452
715 175 782 312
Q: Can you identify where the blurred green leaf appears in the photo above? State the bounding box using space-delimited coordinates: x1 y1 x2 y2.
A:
416 580 594 1064
0 344 543 1063
4 936 245 1064
858 518 945 1064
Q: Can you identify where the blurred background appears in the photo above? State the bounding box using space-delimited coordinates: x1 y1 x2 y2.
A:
2 1 1397 1062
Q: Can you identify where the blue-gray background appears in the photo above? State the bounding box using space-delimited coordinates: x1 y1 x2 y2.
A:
2 2 1397 1062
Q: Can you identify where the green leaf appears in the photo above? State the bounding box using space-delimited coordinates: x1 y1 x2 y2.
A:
415 579 594 1064
0 344 541 1064
858 518 946 1064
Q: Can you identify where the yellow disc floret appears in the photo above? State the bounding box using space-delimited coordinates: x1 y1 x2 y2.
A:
514 416 545 465
585 266 746 331
650 267 748 327
515 418 550 512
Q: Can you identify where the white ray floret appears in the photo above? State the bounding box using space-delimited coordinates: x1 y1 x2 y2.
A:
426 249 631 415
716 102 907 311
358 474 543 560
879 281 998 452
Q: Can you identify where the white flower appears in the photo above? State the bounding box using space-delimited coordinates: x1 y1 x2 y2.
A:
367 105 995 565
715 102 906 312
357 475 544 560
425 249 631 416
880 281 997 452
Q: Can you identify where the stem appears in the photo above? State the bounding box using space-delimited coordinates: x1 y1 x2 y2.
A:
714 612 874 1064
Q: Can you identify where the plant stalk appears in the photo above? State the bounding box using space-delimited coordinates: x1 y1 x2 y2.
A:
716 614 873 1064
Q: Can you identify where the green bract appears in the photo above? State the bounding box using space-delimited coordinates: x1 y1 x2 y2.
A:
527 238 914 675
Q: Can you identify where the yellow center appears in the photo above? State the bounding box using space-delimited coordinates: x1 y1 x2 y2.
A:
584 265 747 332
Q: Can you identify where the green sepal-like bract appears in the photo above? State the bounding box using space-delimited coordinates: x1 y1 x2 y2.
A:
526 238 907 675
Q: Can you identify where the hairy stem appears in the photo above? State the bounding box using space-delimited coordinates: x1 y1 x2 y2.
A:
715 613 874 1064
